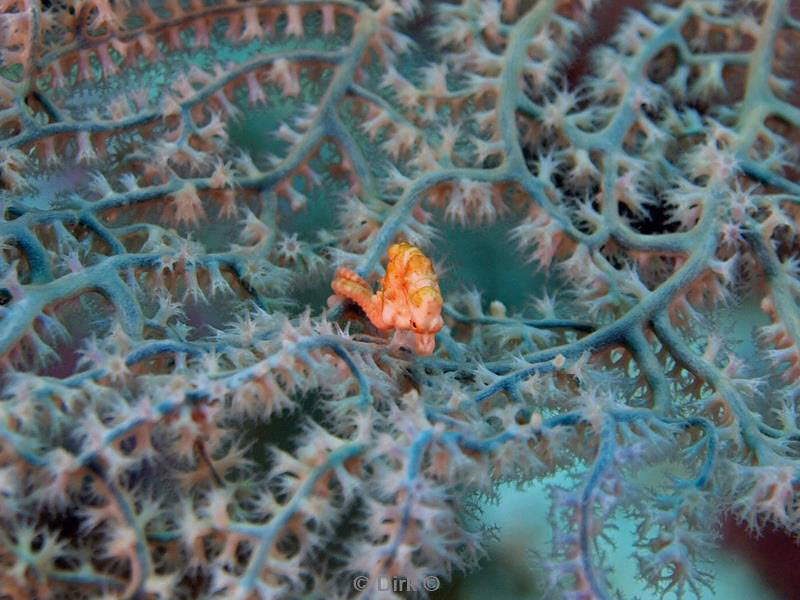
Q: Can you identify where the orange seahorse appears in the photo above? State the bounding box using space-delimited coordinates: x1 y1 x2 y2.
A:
331 242 444 355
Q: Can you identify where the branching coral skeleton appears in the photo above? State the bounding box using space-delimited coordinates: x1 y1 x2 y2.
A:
0 0 798 598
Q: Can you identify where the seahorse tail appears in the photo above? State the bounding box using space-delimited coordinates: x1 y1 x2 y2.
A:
331 275 372 309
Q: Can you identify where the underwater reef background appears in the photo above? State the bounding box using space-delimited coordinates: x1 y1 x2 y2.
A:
1 0 800 598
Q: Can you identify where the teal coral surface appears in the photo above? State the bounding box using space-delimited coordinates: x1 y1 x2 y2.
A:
0 0 799 598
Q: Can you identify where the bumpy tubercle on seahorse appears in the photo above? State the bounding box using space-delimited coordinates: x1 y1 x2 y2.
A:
330 242 444 355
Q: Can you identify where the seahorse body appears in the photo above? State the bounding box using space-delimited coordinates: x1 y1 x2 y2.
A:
331 242 443 355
